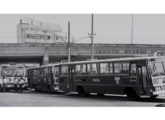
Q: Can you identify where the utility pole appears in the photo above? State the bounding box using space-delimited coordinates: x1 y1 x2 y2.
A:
88 14 96 60
131 14 134 44
68 21 71 62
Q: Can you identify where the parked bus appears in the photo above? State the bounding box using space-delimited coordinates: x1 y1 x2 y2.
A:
58 56 165 99
27 64 60 93
0 63 27 91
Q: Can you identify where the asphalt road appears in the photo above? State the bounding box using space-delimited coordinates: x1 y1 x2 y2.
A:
0 90 165 107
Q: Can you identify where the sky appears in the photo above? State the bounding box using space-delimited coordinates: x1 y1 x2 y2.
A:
0 14 165 44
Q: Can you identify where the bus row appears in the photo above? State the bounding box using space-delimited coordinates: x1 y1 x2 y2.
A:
27 56 165 99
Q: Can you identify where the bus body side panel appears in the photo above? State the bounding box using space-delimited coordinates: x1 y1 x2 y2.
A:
28 67 57 92
59 75 69 92
74 74 139 95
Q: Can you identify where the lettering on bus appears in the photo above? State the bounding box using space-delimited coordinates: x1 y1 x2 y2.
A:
114 77 120 84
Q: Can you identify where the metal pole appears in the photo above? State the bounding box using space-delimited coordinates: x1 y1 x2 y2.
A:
68 21 71 62
91 14 94 60
131 14 134 44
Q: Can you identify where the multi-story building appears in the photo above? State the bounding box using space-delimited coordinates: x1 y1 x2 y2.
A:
17 17 67 43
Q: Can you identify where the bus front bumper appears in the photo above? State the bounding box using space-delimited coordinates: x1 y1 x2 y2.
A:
153 90 165 95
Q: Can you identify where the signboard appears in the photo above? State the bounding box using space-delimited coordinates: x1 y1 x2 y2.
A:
25 33 51 40
95 48 165 55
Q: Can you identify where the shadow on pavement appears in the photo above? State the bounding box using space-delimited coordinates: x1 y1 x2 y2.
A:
65 93 165 103
7 90 165 104
155 104 165 107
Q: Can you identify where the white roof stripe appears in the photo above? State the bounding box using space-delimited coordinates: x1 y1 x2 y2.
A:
60 56 165 65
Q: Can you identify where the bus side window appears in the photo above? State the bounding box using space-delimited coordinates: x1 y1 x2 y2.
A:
121 62 129 74
114 63 122 74
87 64 90 73
76 64 86 74
100 63 112 74
130 64 137 75
75 65 81 74
54 67 59 75
92 63 98 73
61 66 68 75
87 63 98 74
109 63 113 74
114 62 129 74
81 64 86 74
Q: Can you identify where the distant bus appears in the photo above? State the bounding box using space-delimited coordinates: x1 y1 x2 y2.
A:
58 56 165 99
27 64 60 93
0 64 27 91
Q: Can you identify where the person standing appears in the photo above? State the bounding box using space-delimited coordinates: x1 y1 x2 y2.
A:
14 78 19 92
17 77 24 93
0 78 2 92
2 76 6 92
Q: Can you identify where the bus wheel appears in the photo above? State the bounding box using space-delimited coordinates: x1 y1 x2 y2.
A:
34 87 40 92
125 88 139 100
47 85 53 94
77 86 88 97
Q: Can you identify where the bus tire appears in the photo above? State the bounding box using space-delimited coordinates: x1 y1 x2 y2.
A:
76 86 89 97
125 88 139 100
34 87 40 92
47 85 52 93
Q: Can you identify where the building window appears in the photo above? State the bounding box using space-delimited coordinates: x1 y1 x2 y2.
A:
47 36 50 40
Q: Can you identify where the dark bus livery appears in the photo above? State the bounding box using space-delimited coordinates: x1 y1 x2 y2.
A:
58 56 165 99
27 64 60 93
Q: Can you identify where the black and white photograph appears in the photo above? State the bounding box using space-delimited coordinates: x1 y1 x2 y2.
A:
0 14 165 107
1 1 165 120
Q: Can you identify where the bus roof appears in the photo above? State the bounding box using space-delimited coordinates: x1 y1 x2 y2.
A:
60 56 165 66
27 63 59 70
0 64 25 67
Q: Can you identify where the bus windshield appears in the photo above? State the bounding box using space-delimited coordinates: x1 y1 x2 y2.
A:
1 66 24 77
148 61 165 77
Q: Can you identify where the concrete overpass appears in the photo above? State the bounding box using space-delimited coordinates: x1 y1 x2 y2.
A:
0 43 165 65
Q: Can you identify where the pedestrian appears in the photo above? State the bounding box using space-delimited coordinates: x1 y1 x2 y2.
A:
17 77 24 93
0 78 2 92
14 78 19 92
2 76 6 92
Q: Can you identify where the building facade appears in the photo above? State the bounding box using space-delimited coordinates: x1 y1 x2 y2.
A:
17 17 67 44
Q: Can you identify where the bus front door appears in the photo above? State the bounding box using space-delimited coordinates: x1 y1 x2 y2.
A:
68 66 75 91
137 65 148 95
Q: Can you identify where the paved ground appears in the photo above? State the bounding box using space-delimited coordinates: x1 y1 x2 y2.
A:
0 90 165 107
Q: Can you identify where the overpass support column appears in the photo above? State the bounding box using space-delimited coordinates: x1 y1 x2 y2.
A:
42 53 49 65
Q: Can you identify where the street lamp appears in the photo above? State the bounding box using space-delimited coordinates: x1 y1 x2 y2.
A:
55 17 95 62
